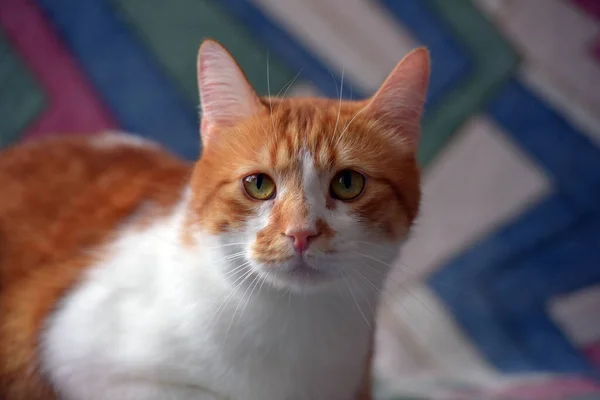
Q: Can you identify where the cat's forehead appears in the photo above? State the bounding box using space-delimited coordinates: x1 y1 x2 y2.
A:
255 99 373 173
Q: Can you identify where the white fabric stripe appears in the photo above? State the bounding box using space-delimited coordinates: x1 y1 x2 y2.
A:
520 67 600 148
394 116 550 281
548 285 600 346
482 0 600 146
375 283 501 389
251 0 418 94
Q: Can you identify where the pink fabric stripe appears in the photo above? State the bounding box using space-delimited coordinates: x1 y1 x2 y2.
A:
490 377 600 399
0 0 117 140
591 38 600 63
584 340 600 367
569 0 600 63
570 0 600 20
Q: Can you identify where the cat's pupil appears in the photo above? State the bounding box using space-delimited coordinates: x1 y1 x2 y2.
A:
342 171 352 189
256 174 263 190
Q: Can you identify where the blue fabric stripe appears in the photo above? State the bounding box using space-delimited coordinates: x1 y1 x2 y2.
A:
429 194 579 372
38 0 201 159
216 0 361 100
430 80 600 373
488 213 600 372
487 80 600 209
377 0 471 108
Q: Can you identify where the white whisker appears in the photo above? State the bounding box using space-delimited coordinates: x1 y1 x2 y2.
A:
266 52 275 138
206 242 247 250
223 271 261 346
342 274 371 329
221 260 251 279
332 68 345 142
336 101 370 146
207 265 252 328
276 68 304 102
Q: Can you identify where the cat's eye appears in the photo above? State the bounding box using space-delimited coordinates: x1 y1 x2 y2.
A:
330 170 365 201
243 173 276 200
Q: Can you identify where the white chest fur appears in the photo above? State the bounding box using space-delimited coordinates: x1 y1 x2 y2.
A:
41 210 376 400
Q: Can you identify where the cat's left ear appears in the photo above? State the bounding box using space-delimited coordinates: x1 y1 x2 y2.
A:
197 40 264 145
366 48 430 151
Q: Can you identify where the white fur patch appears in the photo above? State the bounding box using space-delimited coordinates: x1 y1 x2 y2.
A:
301 151 325 224
41 186 394 400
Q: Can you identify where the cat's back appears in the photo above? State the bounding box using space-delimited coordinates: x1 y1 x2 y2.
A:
0 133 191 278
0 133 191 399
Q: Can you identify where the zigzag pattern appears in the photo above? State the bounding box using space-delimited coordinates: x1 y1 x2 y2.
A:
1 0 599 383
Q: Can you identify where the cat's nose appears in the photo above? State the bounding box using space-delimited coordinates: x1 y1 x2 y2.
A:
285 229 320 253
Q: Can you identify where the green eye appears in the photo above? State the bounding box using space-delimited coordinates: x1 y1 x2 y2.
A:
243 173 276 200
330 170 365 201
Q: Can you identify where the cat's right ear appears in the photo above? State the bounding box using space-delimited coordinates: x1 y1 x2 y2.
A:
197 40 263 145
365 48 430 152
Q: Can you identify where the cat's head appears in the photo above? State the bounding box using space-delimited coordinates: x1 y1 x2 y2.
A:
187 40 429 293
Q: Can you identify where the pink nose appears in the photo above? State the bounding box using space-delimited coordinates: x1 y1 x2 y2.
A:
285 229 319 253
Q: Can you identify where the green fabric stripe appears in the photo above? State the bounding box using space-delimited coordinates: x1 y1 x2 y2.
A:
0 31 45 147
114 0 517 169
418 0 519 167
112 0 299 105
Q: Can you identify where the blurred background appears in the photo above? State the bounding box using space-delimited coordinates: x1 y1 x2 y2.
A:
1 0 599 398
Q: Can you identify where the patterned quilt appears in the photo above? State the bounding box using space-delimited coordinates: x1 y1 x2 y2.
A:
377 376 600 400
1 1 599 399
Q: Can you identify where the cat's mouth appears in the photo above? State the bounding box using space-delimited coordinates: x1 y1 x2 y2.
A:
286 260 323 280
262 256 335 289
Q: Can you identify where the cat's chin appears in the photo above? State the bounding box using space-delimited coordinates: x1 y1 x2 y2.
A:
255 257 340 293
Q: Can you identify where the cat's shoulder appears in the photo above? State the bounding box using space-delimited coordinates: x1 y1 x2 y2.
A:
0 132 192 398
0 131 192 270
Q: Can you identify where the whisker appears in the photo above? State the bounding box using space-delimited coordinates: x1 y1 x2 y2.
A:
348 269 375 316
274 68 304 123
352 249 468 293
206 242 247 250
256 273 268 300
351 240 397 252
335 100 370 146
328 68 340 99
332 67 345 143
221 260 251 279
223 251 245 261
350 250 393 267
342 274 371 329
207 266 253 328
266 52 275 138
356 261 436 316
276 68 304 100
238 272 264 326
223 272 261 345
351 249 423 275
350 265 438 330
208 270 252 335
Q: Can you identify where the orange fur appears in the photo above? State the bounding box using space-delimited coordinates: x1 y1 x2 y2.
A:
0 137 190 399
188 96 420 253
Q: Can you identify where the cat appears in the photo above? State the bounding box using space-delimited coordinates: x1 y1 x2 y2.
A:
0 39 429 400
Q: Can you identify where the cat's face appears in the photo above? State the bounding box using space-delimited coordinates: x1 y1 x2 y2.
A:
187 41 429 293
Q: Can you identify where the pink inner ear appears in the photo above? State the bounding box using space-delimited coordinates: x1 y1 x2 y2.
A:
367 48 430 150
197 40 263 144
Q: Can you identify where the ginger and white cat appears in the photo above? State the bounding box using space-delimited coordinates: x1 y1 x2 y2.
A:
0 40 429 400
